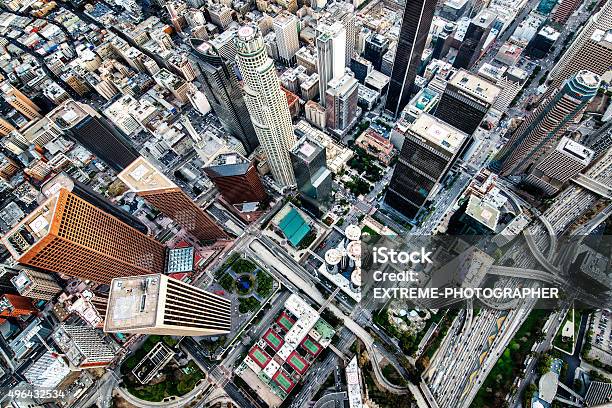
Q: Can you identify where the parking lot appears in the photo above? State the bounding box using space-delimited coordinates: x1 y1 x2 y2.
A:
587 310 612 366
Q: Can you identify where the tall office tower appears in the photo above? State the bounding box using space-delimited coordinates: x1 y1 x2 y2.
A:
525 137 595 195
1 188 166 284
434 69 501 135
0 117 15 136
328 1 356 65
493 71 600 176
363 34 388 71
203 152 268 204
105 273 231 336
385 113 469 218
0 294 36 318
118 157 227 241
47 100 139 172
549 1 612 84
41 172 149 235
0 82 42 121
325 73 358 131
273 12 300 65
189 39 259 155
316 21 347 107
11 268 61 301
552 0 582 23
52 324 116 368
234 25 297 187
384 0 436 118
453 10 495 69
290 136 332 207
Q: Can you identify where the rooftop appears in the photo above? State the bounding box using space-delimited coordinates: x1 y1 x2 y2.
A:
117 156 176 193
557 137 594 165
409 113 469 154
105 274 162 332
1 194 58 259
48 100 89 129
465 195 500 231
292 136 324 163
449 69 501 104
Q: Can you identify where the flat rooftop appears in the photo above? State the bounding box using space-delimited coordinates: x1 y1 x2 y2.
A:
409 113 468 154
465 195 499 231
449 69 501 104
48 100 89 129
117 156 176 193
1 194 58 260
292 136 324 162
557 137 594 165
208 151 249 166
105 274 162 331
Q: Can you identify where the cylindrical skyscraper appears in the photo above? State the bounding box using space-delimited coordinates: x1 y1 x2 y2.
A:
493 70 600 176
234 25 296 187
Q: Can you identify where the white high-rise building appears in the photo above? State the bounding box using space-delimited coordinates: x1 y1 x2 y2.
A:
273 12 300 65
316 21 346 107
234 25 296 187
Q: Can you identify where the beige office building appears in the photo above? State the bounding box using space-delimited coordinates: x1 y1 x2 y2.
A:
105 274 231 336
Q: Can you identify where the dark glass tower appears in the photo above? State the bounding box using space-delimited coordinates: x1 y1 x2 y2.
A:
48 100 139 172
384 0 437 118
189 38 259 155
452 10 495 69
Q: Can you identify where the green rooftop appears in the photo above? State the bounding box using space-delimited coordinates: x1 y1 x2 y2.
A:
278 208 311 247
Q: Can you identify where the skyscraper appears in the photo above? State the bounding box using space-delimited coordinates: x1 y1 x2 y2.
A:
384 0 437 118
316 21 347 107
273 12 300 65
549 1 612 84
325 73 359 132
385 113 469 218
453 10 495 69
105 273 231 336
1 188 166 284
525 137 595 195
0 117 15 137
52 324 116 368
41 172 149 235
327 1 356 65
290 136 332 207
11 268 61 301
48 100 140 172
118 156 227 242
203 152 268 204
234 25 296 187
189 39 259 154
493 70 600 176
363 34 388 71
434 69 501 135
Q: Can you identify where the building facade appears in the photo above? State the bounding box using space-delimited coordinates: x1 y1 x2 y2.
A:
189 39 259 155
493 70 600 176
434 69 500 135
105 274 231 336
1 189 166 284
48 99 140 172
384 0 437 117
234 25 297 187
385 113 469 218
203 152 268 204
118 157 227 242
